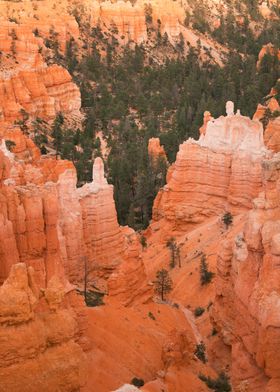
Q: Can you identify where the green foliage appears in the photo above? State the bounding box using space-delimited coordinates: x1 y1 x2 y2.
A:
200 254 214 285
144 4 153 25
51 112 64 157
195 341 207 363
166 237 177 268
31 117 48 150
154 269 173 301
211 327 218 336
5 140 16 151
78 290 105 307
166 238 181 268
44 28 62 61
199 372 231 392
222 212 233 229
148 311 156 320
194 307 205 317
33 28 40 37
14 109 29 135
192 4 210 34
42 9 279 231
140 235 147 249
131 378 144 387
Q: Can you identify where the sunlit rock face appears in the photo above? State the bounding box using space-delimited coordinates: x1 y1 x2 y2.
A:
76 157 126 283
0 65 81 136
212 151 280 392
0 263 86 392
0 144 148 303
148 137 167 164
153 102 270 230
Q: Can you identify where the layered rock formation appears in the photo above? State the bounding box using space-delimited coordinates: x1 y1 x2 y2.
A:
148 137 167 162
254 84 280 153
0 3 81 140
0 263 86 392
199 111 213 137
0 134 148 303
0 135 149 388
212 151 280 391
264 117 280 153
153 102 270 230
0 65 81 131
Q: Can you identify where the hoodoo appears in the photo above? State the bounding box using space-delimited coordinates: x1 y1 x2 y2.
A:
153 102 270 230
0 0 279 391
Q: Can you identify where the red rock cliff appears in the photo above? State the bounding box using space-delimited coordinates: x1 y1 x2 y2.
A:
212 152 280 391
153 102 270 231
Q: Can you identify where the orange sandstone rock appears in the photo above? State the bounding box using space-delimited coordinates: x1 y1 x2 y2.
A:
199 111 213 136
0 65 81 134
264 118 280 153
153 102 269 230
212 152 280 391
148 138 167 162
0 263 86 392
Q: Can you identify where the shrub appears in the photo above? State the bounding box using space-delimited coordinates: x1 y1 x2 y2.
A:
222 212 233 229
131 377 144 387
211 327 218 336
33 28 40 37
194 307 205 317
195 341 207 363
77 290 105 307
199 372 231 391
140 235 147 249
148 311 155 320
5 140 16 152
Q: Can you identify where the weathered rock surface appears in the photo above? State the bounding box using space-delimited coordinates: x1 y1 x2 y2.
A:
153 102 270 230
199 111 213 137
0 64 81 141
0 263 86 392
212 152 280 391
83 302 210 392
264 117 280 153
0 139 148 306
148 138 167 162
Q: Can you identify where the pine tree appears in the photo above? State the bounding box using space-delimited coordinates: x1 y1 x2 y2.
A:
195 341 207 363
154 269 173 301
15 109 29 135
166 237 177 268
200 254 214 285
51 112 64 158
222 212 233 229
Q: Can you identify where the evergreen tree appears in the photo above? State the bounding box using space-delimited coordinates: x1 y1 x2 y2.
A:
195 341 207 363
222 212 233 229
166 237 178 268
200 254 214 285
51 112 64 158
154 269 173 301
15 109 29 135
